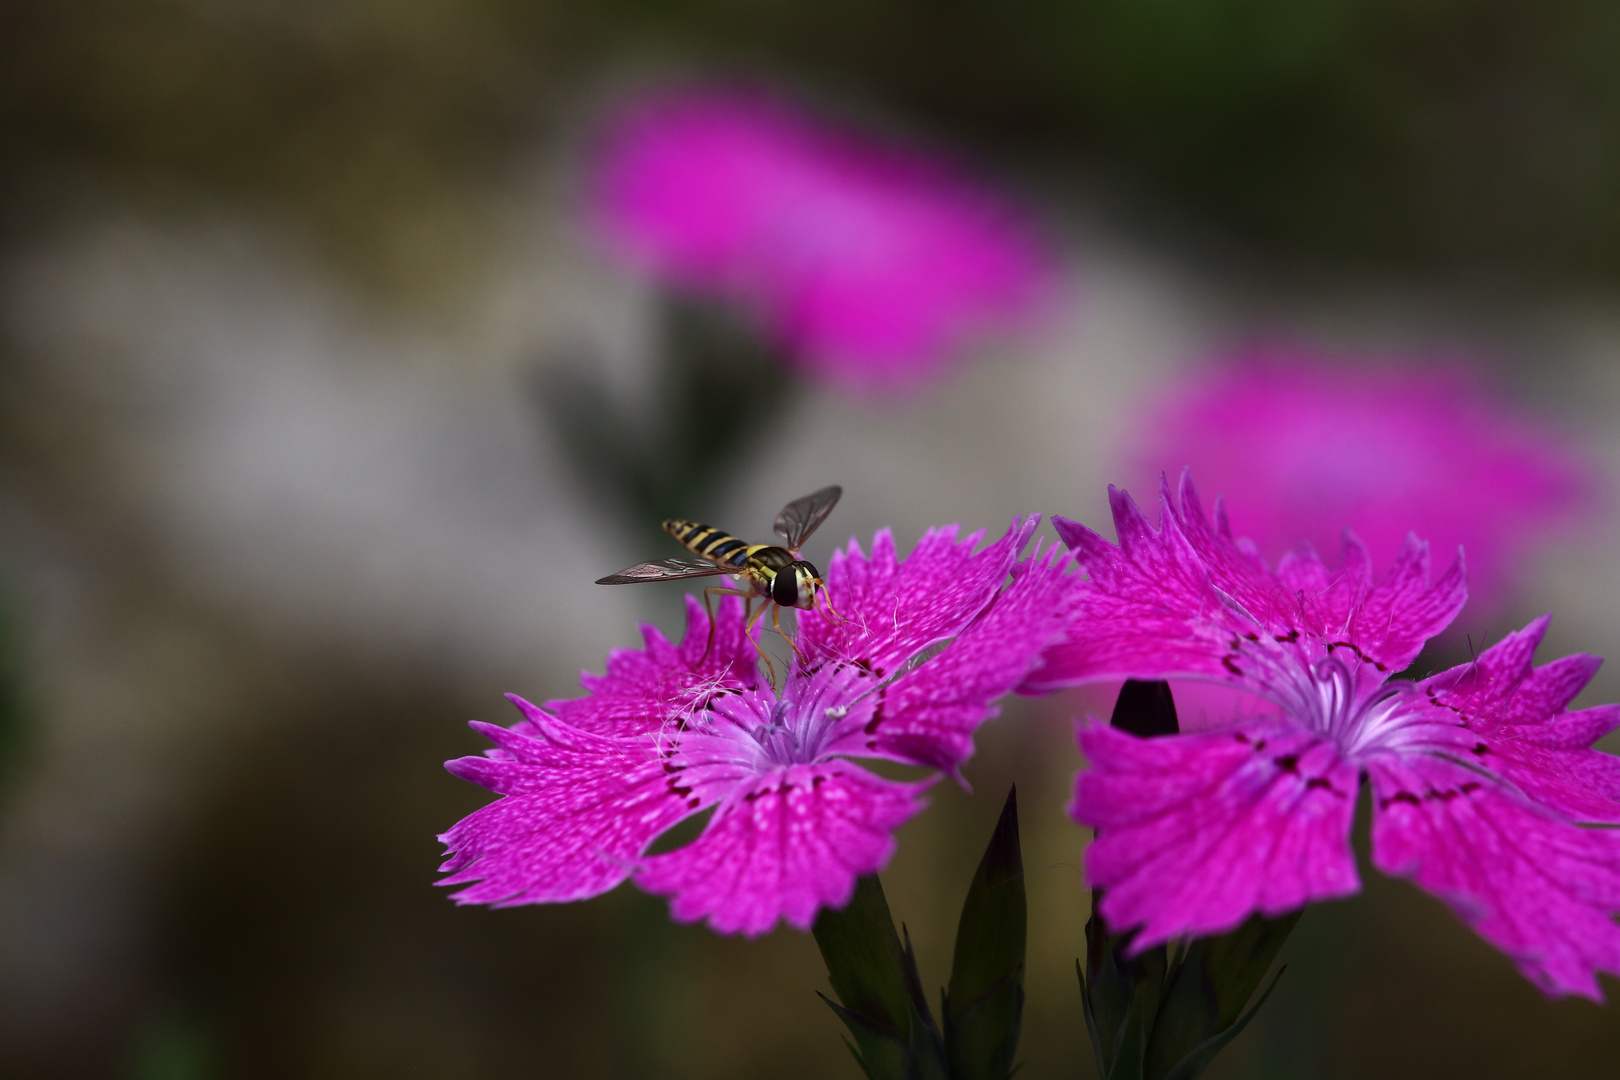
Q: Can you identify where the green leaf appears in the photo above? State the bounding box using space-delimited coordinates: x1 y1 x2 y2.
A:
1144 911 1300 1080
904 993 950 1080
1082 681 1299 1080
817 994 907 1080
813 875 939 1080
899 924 939 1043
944 787 1027 1080
1080 907 1167 1080
1186 910 1302 1031
1158 965 1289 1080
1103 991 1151 1080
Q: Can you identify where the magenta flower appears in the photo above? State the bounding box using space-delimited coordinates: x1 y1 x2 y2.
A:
1128 345 1595 612
589 85 1053 395
1025 473 1620 999
439 518 1072 935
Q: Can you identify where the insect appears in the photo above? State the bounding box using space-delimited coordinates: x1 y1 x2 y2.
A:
596 485 843 660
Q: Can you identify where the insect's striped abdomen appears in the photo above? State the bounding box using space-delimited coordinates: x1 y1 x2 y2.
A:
663 519 750 567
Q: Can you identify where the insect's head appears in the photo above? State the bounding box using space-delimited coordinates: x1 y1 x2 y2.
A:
774 560 823 610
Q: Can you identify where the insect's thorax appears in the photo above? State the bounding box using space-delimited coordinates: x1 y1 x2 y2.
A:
743 545 795 572
741 545 794 601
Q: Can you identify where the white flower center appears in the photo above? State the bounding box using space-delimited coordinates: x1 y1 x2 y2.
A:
1256 646 1412 758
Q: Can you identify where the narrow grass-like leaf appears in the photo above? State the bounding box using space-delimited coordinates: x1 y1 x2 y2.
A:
1143 909 1299 1077
814 874 941 1080
944 786 1026 1080
1157 965 1289 1080
1080 906 1167 1080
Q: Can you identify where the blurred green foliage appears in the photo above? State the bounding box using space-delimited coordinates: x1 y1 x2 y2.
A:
8 0 1620 286
666 0 1620 279
0 0 596 292
126 1008 215 1080
0 581 24 800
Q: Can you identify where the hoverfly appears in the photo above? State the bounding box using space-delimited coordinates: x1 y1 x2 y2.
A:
596 485 842 658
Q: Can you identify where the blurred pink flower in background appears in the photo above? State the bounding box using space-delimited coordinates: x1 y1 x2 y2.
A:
1128 343 1598 614
588 84 1055 395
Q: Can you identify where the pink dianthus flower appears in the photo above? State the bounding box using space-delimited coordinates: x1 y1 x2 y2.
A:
440 518 1072 935
1026 473 1620 1000
588 85 1053 396
1128 345 1595 612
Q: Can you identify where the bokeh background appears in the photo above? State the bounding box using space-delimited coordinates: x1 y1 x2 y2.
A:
4 2 1620 1077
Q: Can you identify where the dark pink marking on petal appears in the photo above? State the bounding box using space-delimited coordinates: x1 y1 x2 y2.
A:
633 762 928 937
1072 719 1360 950
438 703 707 906
1409 617 1620 823
847 539 1075 771
545 594 759 739
1026 471 1468 698
796 517 1038 676
1369 753 1620 1000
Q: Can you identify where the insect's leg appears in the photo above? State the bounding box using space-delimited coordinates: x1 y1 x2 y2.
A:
744 596 771 637
701 586 754 663
702 586 722 661
772 603 806 664
742 600 777 688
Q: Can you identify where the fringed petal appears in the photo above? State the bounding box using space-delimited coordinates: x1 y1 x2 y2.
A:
1369 753 1620 1000
796 517 1038 676
545 594 759 738
1347 534 1467 673
1073 720 1360 950
1028 471 1468 696
634 762 929 936
1405 616 1620 823
848 539 1076 771
437 702 714 906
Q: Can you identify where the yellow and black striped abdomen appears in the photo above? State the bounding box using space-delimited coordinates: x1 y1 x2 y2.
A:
663 519 752 568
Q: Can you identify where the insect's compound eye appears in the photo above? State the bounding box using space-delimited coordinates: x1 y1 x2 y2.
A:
772 569 800 608
792 563 821 610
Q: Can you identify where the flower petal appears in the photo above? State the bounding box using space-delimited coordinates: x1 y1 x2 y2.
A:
797 516 1038 676
1408 616 1620 824
1028 481 1268 692
1344 532 1467 673
1073 720 1360 950
545 594 759 738
838 539 1076 771
1027 471 1465 694
634 761 928 936
437 700 714 906
1369 753 1620 1000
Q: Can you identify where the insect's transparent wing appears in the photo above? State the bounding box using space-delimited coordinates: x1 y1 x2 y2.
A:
774 485 843 550
595 558 733 585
